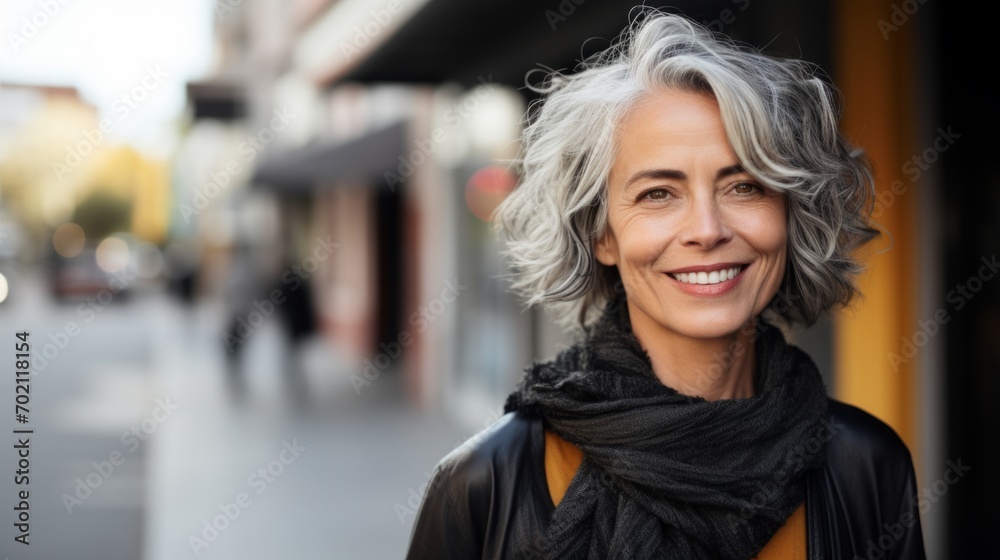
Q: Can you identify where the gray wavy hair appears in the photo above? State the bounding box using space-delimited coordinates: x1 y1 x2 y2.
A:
493 10 879 331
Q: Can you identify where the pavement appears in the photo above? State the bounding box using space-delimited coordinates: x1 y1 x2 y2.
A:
0 267 473 559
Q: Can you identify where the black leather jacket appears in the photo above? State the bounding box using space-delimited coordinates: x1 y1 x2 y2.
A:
406 399 926 559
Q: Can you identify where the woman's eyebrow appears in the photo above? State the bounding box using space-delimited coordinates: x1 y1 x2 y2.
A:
623 168 686 190
623 164 746 190
716 164 745 179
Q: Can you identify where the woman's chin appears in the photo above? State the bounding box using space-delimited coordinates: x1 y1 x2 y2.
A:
629 307 753 341
659 310 757 341
676 324 749 341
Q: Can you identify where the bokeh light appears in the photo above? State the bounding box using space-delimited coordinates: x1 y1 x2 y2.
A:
95 236 130 273
52 222 86 258
0 272 8 304
464 166 518 222
132 241 164 279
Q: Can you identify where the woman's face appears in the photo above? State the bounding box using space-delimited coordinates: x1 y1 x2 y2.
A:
595 88 787 341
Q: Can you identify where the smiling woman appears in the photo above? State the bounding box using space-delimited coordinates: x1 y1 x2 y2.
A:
406 10 925 560
595 89 789 399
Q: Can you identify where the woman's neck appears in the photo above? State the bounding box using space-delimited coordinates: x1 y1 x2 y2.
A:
626 302 758 401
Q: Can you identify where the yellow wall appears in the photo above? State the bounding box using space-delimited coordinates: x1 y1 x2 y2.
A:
833 0 919 455
84 146 171 244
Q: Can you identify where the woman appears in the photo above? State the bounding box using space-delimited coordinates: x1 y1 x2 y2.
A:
407 12 925 560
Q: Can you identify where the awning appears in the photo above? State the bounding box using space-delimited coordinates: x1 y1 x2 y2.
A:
328 0 753 90
186 82 245 121
252 121 407 191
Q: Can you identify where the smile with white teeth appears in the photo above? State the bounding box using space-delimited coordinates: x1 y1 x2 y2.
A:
670 266 743 285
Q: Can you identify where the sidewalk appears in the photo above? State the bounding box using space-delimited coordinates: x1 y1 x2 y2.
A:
142 296 471 559
0 269 477 559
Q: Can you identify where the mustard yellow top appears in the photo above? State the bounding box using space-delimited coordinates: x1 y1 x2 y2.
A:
544 429 807 560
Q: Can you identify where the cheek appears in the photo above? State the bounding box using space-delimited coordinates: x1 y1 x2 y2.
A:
760 220 788 260
764 211 789 266
733 199 787 255
742 206 789 291
615 215 674 269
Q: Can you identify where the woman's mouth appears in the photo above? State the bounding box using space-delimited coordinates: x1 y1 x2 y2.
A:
665 264 748 295
669 265 745 285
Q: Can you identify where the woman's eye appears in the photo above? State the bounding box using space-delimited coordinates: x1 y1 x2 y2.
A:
640 188 670 201
733 182 760 195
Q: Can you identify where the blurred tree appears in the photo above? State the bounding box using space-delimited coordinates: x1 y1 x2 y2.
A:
71 190 132 240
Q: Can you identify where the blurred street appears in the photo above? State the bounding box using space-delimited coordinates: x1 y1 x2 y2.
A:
0 267 471 559
0 0 993 556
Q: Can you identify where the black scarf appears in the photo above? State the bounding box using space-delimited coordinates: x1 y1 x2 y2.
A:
504 297 829 559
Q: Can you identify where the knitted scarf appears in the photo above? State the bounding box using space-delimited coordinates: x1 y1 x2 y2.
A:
504 297 829 559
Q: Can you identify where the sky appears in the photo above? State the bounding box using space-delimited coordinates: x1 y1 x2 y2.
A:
1 0 216 154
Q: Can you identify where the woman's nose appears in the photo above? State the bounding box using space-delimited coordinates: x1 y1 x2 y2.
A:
678 195 732 249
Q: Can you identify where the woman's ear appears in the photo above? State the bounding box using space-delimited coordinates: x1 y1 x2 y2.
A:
594 228 618 266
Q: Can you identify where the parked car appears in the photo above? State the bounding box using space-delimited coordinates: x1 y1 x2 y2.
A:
49 245 129 302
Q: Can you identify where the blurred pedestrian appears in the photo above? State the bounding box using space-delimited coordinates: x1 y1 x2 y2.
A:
223 251 317 408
